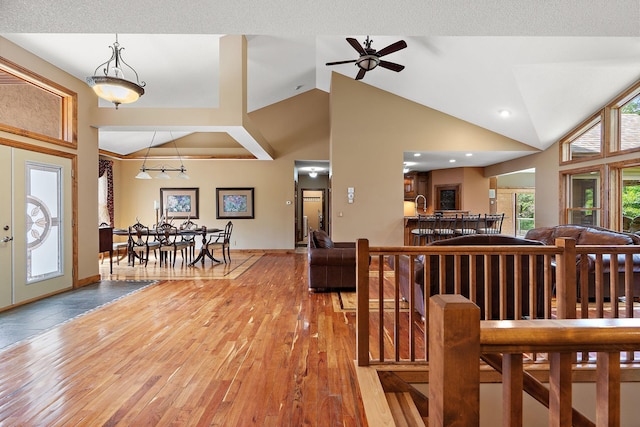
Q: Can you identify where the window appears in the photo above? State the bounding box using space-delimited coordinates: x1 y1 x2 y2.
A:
560 114 603 164
617 93 640 152
516 192 535 237
0 57 76 148
562 169 602 226
26 162 64 283
621 167 640 232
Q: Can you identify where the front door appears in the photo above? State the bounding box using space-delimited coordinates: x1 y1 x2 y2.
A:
0 145 73 309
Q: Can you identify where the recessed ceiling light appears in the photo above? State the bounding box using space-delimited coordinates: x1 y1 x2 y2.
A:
449 159 456 163
498 109 511 118
414 153 421 157
465 153 473 157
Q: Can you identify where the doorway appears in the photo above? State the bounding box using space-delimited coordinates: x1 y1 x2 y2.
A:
295 160 329 247
0 145 74 310
301 189 326 243
495 169 536 236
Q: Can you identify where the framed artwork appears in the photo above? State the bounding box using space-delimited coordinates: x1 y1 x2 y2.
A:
160 187 199 219
216 187 254 219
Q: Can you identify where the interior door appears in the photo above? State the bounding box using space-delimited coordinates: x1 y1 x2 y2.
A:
0 145 12 308
0 147 73 309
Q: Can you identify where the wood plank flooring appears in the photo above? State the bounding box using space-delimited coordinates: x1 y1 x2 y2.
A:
0 253 368 426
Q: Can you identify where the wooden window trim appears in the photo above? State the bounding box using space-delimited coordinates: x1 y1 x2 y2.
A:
0 56 77 149
607 80 640 156
558 111 604 166
559 165 606 226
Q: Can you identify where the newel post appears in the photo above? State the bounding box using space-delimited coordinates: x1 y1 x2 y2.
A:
429 294 480 426
554 238 577 319
356 238 370 366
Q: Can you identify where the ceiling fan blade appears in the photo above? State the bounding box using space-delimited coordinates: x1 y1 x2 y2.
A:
346 37 367 55
376 40 407 57
355 68 367 80
326 59 357 66
379 60 405 72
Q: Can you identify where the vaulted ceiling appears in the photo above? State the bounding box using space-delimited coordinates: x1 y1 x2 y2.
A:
2 1 639 172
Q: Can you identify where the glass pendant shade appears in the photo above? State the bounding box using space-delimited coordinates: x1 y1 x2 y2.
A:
86 35 145 109
87 76 144 106
135 132 188 180
135 170 152 180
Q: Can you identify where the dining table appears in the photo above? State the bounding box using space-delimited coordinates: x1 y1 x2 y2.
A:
112 226 223 266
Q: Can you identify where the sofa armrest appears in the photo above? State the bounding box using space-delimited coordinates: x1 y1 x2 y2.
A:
333 242 355 248
308 247 356 266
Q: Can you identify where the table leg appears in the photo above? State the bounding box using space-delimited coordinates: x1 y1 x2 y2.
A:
189 230 221 266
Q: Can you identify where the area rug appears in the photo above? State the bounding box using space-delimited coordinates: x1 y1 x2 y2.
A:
332 291 409 312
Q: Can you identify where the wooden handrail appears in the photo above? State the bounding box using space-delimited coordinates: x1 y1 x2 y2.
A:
480 318 640 354
429 296 640 427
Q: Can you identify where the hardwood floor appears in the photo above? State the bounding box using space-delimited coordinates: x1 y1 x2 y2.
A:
0 253 368 426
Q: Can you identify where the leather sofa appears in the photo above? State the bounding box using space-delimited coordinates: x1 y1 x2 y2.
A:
390 234 546 320
307 229 356 291
524 225 640 300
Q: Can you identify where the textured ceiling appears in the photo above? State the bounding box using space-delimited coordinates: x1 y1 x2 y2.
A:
1 1 640 172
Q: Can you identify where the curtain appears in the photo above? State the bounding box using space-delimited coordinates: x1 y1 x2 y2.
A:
98 158 114 226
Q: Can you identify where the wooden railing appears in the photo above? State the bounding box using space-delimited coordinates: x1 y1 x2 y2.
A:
356 238 640 366
430 295 640 426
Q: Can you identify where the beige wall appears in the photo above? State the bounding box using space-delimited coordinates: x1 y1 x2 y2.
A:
112 89 330 250
463 167 490 213
485 144 559 228
329 73 539 245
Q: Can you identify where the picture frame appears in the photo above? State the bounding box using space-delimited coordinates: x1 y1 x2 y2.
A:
216 187 254 219
160 187 199 219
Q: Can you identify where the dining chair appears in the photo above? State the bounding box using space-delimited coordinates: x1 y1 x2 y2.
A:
156 223 191 267
479 213 505 234
128 221 160 267
410 215 437 245
207 221 233 263
180 219 198 264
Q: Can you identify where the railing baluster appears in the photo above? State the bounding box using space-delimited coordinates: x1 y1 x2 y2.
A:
503 353 524 426
596 351 621 427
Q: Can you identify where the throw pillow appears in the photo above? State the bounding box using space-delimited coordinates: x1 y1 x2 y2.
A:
313 230 335 248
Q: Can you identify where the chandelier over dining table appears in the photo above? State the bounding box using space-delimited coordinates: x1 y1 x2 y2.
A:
135 132 190 180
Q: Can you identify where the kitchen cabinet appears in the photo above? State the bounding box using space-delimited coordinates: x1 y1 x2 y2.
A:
404 172 417 199
404 171 429 200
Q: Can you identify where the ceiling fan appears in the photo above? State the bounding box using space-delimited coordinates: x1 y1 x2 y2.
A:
326 36 407 80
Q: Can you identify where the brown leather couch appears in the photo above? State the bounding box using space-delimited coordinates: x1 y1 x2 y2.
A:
390 234 546 320
524 225 640 300
307 229 356 291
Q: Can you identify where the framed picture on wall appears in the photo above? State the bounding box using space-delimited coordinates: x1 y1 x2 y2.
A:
160 187 199 219
216 187 255 219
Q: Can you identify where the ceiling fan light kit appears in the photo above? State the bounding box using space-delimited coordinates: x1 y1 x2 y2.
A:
326 36 407 80
86 34 146 109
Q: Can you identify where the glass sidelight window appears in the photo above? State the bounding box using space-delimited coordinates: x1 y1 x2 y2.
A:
25 162 63 283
